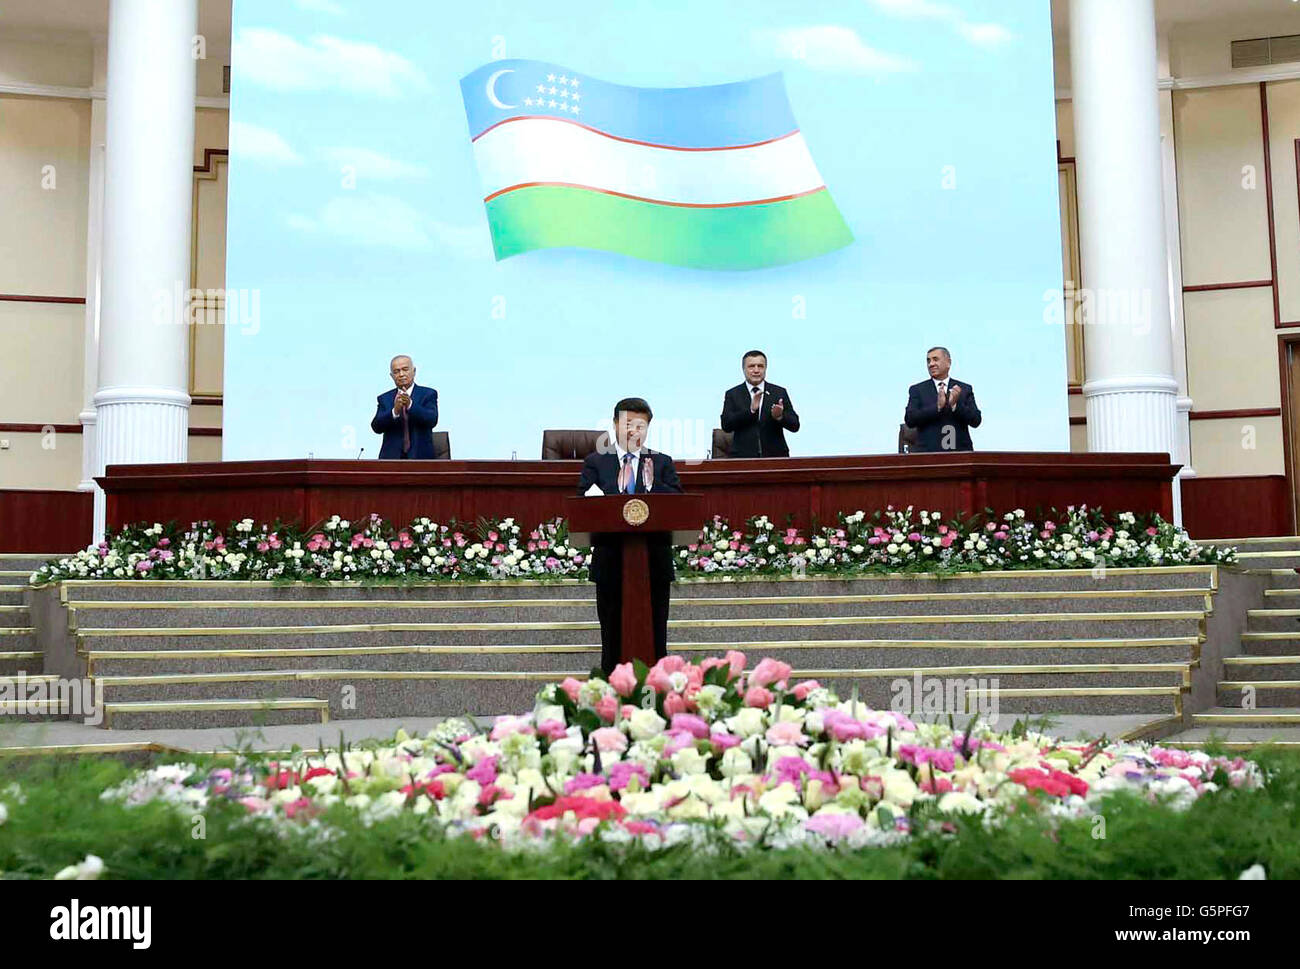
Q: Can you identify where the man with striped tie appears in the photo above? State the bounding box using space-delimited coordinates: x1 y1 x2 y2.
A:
577 398 683 672
904 346 982 452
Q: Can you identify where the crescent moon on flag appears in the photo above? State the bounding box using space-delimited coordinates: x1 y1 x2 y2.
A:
486 69 515 110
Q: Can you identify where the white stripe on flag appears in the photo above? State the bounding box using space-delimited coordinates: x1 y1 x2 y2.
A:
472 118 827 206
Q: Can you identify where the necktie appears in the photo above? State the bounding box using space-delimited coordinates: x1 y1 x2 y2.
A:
401 395 411 454
938 382 947 405
753 385 762 421
621 453 635 493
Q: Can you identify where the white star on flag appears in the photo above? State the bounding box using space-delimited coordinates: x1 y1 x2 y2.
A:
524 97 533 106
571 78 580 87
558 75 568 84
572 92 581 102
548 99 557 108
547 73 555 82
549 86 557 95
571 105 580 114
536 84 545 93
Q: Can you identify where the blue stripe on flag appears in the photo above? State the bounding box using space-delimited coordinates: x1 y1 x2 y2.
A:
460 59 798 148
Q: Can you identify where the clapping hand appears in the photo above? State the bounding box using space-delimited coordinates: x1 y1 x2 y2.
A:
396 391 411 413
936 387 949 411
771 398 785 421
948 385 962 407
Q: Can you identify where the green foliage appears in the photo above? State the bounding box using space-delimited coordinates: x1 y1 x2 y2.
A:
2 748 1296 880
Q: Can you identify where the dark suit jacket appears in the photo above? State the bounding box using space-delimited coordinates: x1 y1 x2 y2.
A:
720 382 800 458
576 449 683 584
904 378 982 452
371 385 439 459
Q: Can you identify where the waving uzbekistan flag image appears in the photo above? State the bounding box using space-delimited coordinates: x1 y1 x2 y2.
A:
459 60 853 271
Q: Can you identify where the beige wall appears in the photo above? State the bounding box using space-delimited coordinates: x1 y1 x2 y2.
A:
1173 85 1271 286
0 34 228 490
1269 79 1300 324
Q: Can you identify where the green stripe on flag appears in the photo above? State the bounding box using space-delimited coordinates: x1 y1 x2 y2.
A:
485 185 853 270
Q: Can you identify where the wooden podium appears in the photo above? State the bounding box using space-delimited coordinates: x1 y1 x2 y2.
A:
565 493 707 668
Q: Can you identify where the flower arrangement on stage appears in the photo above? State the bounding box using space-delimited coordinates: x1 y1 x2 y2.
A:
29 505 1232 586
96 652 1261 849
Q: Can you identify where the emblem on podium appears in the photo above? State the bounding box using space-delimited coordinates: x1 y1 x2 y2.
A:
622 498 650 526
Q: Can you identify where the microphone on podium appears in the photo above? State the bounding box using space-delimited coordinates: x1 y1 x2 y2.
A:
356 447 365 460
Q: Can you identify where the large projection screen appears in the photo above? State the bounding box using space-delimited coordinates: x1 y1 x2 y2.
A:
223 0 1068 461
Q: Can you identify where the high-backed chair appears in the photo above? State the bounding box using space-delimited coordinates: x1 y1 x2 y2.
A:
898 423 920 454
711 428 734 458
541 429 609 460
432 431 451 460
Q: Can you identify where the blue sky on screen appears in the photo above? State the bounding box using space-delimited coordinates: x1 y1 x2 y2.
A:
224 0 1068 461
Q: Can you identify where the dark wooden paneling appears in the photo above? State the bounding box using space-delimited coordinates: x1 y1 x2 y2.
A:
0 490 93 552
1181 476 1292 538
100 453 1178 533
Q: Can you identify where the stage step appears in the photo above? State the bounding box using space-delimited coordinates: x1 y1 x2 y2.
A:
0 651 42 676
70 611 1207 653
0 606 31 629
64 589 1215 628
102 697 331 731
86 664 1186 719
1216 679 1300 706
50 566 1219 601
82 636 1201 678
1233 550 1300 569
0 674 69 722
1192 707 1300 728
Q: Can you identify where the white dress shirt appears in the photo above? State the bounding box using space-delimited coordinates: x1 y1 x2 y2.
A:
613 442 644 493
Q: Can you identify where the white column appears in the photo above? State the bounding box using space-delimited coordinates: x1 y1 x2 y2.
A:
93 0 198 539
79 44 108 502
1069 0 1182 524
1157 31 1196 505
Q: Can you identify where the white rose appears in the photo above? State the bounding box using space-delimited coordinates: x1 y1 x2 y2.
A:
719 747 753 778
628 708 666 741
937 791 987 815
727 707 766 738
671 746 709 775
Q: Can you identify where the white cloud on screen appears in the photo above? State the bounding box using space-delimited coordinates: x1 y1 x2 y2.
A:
230 121 303 165
286 194 488 256
321 147 430 180
866 0 1014 48
231 27 430 97
757 25 916 74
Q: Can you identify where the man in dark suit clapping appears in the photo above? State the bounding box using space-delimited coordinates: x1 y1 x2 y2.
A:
371 355 439 459
720 350 800 457
577 397 682 673
904 346 982 452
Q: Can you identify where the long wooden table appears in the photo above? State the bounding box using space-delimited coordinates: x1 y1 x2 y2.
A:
99 452 1179 532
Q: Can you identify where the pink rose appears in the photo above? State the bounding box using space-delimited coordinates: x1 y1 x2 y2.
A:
711 732 741 750
559 678 582 702
750 658 793 690
609 663 638 698
744 686 774 708
595 694 619 723
670 714 710 739
663 692 690 717
792 680 821 701
536 719 567 740
765 721 809 747
591 727 628 753
621 704 638 721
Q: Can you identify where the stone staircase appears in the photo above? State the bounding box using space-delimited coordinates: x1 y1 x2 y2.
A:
0 553 58 720
23 566 1224 733
1169 536 1300 747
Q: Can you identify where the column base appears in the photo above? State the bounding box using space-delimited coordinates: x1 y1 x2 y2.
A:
92 386 190 540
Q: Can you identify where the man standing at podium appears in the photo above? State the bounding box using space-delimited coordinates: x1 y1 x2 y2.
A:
577 398 682 673
371 355 439 459
904 346 982 452
720 350 800 457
